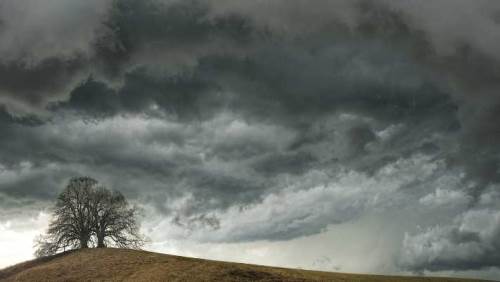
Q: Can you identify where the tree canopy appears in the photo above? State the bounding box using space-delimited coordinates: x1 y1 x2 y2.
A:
35 177 144 257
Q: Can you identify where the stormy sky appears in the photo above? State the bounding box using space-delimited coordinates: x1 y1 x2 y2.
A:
1 0 500 279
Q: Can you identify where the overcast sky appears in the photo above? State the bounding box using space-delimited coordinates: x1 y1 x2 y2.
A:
1 0 500 279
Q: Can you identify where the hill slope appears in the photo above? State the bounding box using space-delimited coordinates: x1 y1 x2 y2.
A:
0 248 487 282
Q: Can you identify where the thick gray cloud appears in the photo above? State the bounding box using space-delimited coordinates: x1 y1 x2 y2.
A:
0 0 111 62
400 190 500 272
0 57 86 114
1 0 500 277
0 0 112 114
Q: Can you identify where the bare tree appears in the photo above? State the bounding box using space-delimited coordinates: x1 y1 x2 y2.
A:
92 187 144 249
36 177 97 256
34 177 144 257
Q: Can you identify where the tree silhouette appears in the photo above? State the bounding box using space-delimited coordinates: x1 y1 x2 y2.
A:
92 187 143 248
35 177 144 257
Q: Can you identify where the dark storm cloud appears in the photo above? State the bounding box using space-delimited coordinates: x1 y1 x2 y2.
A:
353 2 500 204
370 1 500 205
0 0 112 113
93 0 262 77
1 0 500 273
56 77 121 118
0 1 459 203
0 0 261 114
119 68 221 120
0 57 86 111
61 37 455 125
55 68 222 121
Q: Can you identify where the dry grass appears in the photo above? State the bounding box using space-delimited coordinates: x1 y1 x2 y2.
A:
0 248 488 282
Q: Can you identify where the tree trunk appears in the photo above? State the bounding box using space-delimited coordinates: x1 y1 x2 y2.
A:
97 234 106 248
97 227 106 248
79 232 90 249
80 237 89 249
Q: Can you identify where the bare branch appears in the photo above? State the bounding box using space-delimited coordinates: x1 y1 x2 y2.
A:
35 177 144 257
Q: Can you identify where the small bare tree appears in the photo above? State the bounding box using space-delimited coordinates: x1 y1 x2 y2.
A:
35 177 144 257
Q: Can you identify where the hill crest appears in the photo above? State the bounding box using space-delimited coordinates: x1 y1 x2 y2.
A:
0 248 489 282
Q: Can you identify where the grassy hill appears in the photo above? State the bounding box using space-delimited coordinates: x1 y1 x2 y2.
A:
0 248 488 282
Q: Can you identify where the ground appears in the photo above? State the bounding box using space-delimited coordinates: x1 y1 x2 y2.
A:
0 248 489 282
